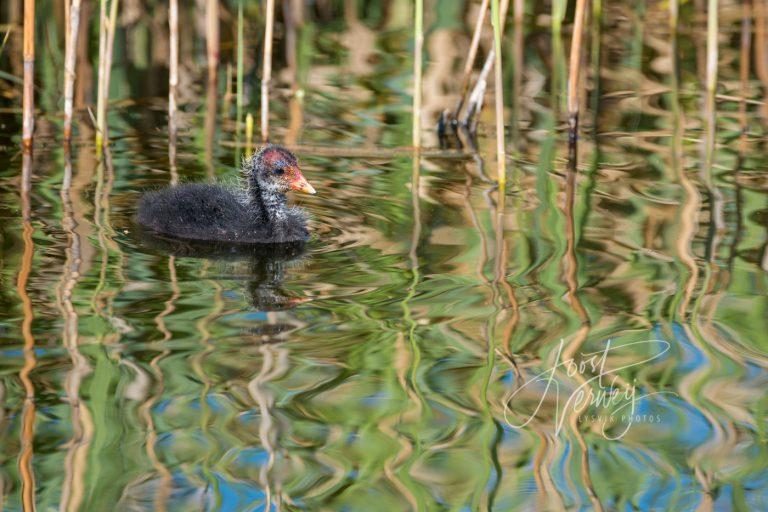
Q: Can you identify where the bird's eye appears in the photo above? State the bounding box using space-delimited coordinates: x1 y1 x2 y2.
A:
273 167 286 175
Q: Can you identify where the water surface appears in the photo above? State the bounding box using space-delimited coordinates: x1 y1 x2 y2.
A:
0 2 767 510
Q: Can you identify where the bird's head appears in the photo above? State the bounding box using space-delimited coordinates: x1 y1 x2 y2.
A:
247 144 315 195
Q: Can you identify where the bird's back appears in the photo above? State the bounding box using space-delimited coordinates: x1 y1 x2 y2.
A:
137 183 259 242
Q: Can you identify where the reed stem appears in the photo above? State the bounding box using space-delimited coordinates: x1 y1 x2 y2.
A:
490 0 505 185
206 0 219 84
22 0 35 149
704 0 718 170
169 0 178 177
567 0 588 140
169 0 178 138
413 0 423 148
246 112 254 153
223 62 233 118
236 0 244 136
453 0 489 119
96 0 119 153
739 0 753 137
63 0 81 140
96 0 107 151
461 0 509 135
261 0 275 142
705 0 718 98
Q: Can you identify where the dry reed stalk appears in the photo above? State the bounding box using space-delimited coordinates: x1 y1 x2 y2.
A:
22 0 35 149
452 0 489 119
261 0 276 142
96 0 119 153
63 0 82 140
169 0 178 142
413 0 423 148
739 0 753 137
705 0 719 98
704 0 718 168
206 0 219 84
223 62 233 118
96 0 107 150
567 0 588 141
461 0 510 129
169 0 179 182
490 0 505 184
589 0 602 128
755 0 768 119
512 0 523 124
670 0 678 33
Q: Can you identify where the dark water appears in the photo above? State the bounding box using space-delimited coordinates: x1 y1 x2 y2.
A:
1 2 768 510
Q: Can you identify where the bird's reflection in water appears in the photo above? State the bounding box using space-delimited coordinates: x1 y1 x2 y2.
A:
136 229 308 312
130 230 306 509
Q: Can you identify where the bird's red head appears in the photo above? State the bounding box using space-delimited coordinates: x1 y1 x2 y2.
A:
258 145 316 195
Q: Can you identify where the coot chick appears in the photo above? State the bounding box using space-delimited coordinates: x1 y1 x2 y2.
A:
136 145 316 244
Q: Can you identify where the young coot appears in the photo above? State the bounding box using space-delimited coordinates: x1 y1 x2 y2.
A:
136 145 316 244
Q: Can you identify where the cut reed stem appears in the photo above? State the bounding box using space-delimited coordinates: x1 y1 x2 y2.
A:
261 0 275 142
567 0 588 141
22 0 35 149
490 0 505 185
413 0 424 148
63 0 81 140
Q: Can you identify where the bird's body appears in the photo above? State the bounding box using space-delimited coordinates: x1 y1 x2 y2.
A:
137 183 309 243
136 145 315 244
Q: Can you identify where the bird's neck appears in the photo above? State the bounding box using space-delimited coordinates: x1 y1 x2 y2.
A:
250 181 287 222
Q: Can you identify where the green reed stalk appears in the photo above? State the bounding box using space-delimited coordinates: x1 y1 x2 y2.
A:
63 0 82 140
246 112 254 152
551 0 567 111
236 0 244 136
490 0 505 185
22 0 34 149
567 0 588 141
261 0 275 142
412 0 423 148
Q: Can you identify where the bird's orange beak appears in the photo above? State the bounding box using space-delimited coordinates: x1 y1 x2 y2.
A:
289 172 316 195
